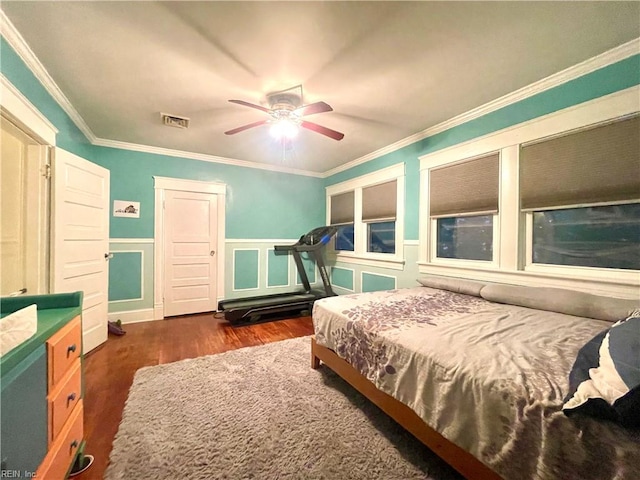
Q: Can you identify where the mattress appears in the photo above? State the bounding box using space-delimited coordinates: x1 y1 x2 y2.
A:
312 286 640 480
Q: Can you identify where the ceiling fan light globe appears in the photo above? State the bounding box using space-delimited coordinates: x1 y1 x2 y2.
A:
270 119 299 139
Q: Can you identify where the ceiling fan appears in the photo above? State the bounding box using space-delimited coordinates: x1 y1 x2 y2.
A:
224 86 344 141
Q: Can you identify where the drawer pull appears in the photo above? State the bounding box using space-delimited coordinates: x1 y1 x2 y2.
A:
67 392 77 405
70 440 79 450
67 344 77 355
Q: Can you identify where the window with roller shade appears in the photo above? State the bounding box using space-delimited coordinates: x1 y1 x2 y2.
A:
327 163 404 263
363 181 397 253
430 153 499 261
521 115 640 270
329 191 354 251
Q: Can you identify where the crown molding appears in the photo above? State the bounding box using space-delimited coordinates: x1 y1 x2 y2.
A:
0 73 58 144
2 7 637 180
322 37 640 179
1 11 322 177
93 137 323 178
0 9 97 143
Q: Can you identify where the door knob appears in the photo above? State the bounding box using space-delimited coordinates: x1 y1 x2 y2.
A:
210 250 215 256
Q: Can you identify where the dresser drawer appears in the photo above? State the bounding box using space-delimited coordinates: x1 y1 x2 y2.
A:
47 316 81 389
48 359 81 446
36 400 83 480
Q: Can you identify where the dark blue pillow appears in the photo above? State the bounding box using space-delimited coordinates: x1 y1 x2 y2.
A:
563 311 640 429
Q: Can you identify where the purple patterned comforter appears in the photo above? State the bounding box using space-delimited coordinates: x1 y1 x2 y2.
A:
312 286 640 480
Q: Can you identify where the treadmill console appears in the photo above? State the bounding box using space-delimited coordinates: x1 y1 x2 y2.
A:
300 226 338 246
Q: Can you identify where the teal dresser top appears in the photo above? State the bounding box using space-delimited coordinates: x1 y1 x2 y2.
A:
0 292 83 378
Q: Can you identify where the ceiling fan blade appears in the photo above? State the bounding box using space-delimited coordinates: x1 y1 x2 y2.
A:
224 119 268 135
301 121 344 141
228 99 271 114
294 101 333 117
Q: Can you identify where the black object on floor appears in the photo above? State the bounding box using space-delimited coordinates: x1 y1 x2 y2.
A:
108 320 126 336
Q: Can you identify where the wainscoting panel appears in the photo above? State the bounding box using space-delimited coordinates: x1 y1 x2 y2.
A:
267 248 289 288
330 243 421 294
108 239 154 319
233 248 260 291
331 267 355 292
361 272 397 292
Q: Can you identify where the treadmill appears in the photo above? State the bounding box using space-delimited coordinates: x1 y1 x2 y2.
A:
217 226 337 324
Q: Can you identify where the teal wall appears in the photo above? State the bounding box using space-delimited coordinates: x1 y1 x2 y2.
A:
109 252 142 301
3 32 638 302
108 241 154 313
93 147 324 240
323 55 640 293
1 35 325 309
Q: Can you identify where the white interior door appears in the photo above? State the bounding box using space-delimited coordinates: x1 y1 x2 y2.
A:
53 148 110 353
163 189 218 317
1 118 49 296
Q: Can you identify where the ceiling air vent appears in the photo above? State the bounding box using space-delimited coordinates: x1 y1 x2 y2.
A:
161 113 190 129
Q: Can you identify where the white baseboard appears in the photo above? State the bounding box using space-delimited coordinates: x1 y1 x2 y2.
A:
108 308 156 325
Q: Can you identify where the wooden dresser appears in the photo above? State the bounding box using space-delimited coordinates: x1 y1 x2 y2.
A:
0 293 85 480
37 315 84 478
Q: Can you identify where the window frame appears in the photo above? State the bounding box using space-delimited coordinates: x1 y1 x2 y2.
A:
430 213 500 267
417 87 639 298
326 163 405 270
425 151 502 267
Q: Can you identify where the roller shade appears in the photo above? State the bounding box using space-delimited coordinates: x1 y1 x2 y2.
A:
362 180 397 222
330 191 354 225
520 116 640 210
430 153 500 217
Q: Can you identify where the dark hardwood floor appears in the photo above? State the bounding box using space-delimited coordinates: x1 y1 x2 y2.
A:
75 313 314 479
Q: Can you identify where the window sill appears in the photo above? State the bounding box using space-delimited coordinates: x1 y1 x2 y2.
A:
331 252 406 271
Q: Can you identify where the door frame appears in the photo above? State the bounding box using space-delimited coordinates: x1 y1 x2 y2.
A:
1 76 56 296
153 176 226 320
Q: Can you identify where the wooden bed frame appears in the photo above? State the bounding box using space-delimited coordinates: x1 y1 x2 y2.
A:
311 337 503 480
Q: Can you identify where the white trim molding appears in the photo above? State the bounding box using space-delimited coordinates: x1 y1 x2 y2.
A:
108 308 155 325
110 238 154 244
2 5 637 180
0 74 57 145
0 10 95 143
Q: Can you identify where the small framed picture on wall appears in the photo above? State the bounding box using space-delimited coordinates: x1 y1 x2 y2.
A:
113 200 140 218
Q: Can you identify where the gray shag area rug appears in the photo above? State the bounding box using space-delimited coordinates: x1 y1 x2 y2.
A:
105 336 463 480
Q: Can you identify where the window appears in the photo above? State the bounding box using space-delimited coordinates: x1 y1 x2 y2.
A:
362 180 397 254
521 115 640 271
429 153 499 262
437 215 493 261
326 164 404 266
419 91 639 296
532 204 640 270
368 221 395 253
335 224 354 251
329 191 354 252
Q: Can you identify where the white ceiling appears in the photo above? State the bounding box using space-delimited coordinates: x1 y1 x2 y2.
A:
2 1 639 175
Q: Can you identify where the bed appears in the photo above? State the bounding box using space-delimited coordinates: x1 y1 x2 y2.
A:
310 279 640 480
